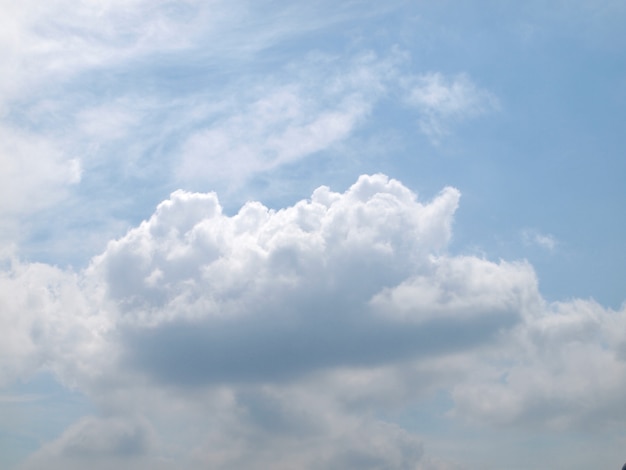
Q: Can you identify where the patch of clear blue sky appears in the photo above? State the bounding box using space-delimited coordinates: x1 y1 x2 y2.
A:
17 0 626 311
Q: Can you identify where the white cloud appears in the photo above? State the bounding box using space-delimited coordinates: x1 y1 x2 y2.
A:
0 126 80 218
451 299 626 430
0 174 497 467
0 0 224 102
60 175 536 468
0 1 621 467
176 56 498 186
176 53 395 186
0 258 79 387
371 256 541 324
177 88 367 184
405 73 499 142
0 253 113 394
4 173 625 468
0 1 383 237
77 101 142 141
522 228 558 251
93 173 455 324
0 0 385 113
84 174 497 389
0 0 499 260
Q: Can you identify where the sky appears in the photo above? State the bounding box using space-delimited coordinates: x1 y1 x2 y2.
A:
1 1 625 469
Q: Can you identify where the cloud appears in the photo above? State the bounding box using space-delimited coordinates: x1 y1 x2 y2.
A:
451 298 626 430
4 173 625 468
404 73 499 142
1 1 623 467
20 416 161 470
176 52 395 186
189 392 425 470
83 174 533 387
0 0 499 262
84 173 626 448
370 256 541 323
416 456 466 470
0 126 80 218
0 173 520 467
176 87 368 185
522 228 557 251
175 56 499 187
0 257 90 387
0 1 386 239
0 0 405 126
0 1 180 110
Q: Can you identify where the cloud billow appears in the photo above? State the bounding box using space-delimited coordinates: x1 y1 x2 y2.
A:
87 173 532 387
4 173 626 469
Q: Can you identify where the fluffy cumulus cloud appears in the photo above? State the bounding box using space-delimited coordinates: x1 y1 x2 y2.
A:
0 256 100 388
452 298 626 430
86 174 492 388
3 174 626 469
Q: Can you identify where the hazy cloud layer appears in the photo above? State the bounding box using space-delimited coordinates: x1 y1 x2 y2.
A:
20 416 161 470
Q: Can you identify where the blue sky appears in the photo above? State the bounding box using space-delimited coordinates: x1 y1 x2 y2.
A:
1 1 625 469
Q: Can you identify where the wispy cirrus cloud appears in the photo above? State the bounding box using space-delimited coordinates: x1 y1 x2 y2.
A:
175 55 500 189
176 53 394 187
522 228 558 251
0 1 395 231
0 0 498 265
405 72 499 143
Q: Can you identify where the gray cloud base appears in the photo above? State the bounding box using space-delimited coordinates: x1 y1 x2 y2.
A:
122 305 518 386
